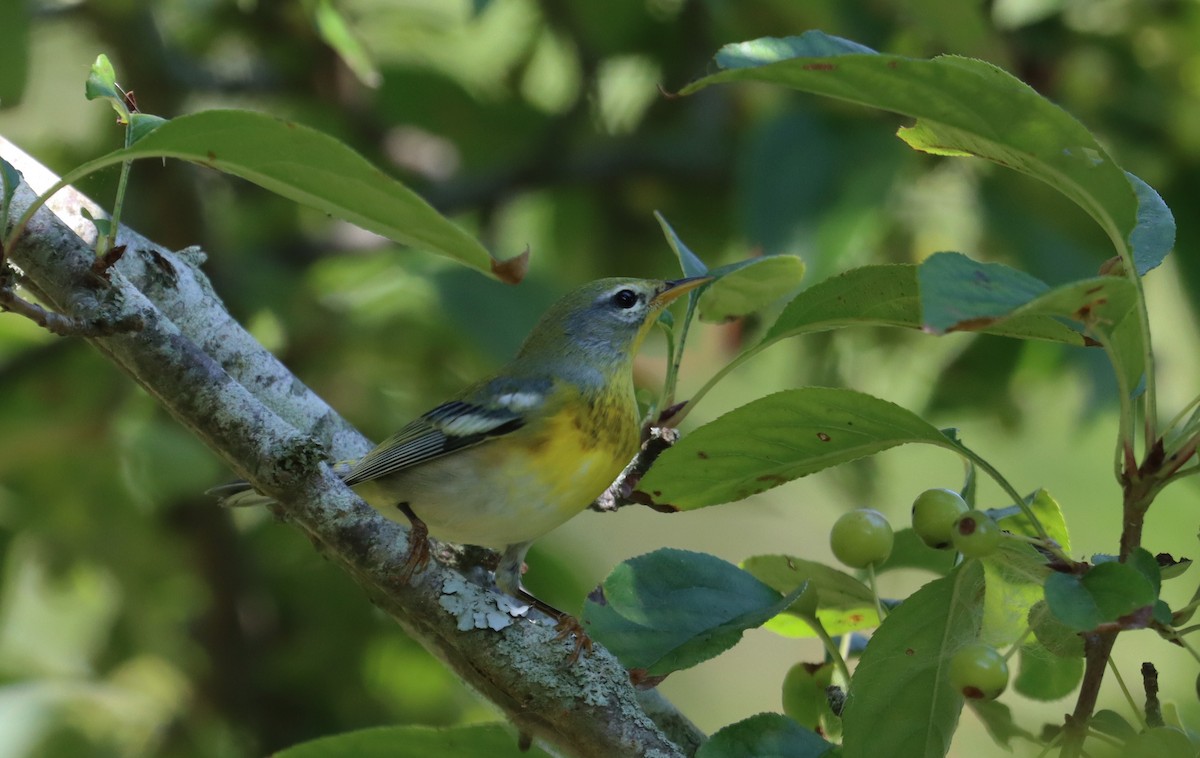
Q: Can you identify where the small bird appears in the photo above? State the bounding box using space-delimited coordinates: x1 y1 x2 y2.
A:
217 276 709 604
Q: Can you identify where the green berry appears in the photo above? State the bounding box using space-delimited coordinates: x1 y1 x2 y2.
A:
911 488 970 549
949 643 1009 700
951 510 1002 558
781 662 826 728
830 509 894 569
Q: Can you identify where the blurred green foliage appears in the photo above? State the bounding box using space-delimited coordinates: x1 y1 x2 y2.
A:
0 0 1198 755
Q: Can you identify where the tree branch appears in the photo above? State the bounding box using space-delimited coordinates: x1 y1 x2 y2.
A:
0 136 702 758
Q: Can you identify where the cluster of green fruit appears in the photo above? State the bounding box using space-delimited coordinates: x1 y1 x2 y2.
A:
829 488 1003 568
828 489 1010 701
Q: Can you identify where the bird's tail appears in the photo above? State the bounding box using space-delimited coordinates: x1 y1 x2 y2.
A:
206 481 277 508
206 461 356 508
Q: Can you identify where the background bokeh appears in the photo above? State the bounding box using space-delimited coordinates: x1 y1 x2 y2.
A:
1 1 1198 755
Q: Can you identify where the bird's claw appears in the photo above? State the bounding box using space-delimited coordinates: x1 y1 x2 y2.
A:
554 614 593 664
516 587 593 663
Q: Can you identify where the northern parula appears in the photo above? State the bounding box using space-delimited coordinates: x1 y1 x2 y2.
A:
217 276 709 600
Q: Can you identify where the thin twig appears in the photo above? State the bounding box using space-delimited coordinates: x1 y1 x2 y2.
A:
591 425 681 513
0 273 142 336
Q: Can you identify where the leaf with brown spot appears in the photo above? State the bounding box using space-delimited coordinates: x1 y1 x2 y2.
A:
682 30 1175 279
841 562 986 757
638 387 956 510
920 253 1143 402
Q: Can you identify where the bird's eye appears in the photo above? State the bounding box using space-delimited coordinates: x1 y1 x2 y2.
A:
612 289 639 309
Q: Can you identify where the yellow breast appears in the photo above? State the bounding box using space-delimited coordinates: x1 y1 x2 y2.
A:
524 394 639 505
354 389 640 549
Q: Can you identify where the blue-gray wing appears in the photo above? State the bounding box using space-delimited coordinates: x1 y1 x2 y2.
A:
341 399 526 486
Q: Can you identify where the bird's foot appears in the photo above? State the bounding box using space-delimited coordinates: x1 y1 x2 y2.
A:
553 614 594 664
517 588 593 663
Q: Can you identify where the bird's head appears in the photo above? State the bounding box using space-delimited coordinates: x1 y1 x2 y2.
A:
516 276 710 374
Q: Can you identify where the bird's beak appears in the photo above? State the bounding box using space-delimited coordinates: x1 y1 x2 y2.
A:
653 276 712 306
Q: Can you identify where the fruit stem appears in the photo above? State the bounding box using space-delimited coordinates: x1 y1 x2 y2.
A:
1001 626 1033 662
866 563 887 623
806 615 853 687
949 442 1052 544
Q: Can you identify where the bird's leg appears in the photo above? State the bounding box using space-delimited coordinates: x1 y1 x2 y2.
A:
498 542 593 663
493 541 530 598
396 501 431 581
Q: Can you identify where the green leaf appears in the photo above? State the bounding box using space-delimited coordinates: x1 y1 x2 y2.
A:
637 387 955 511
0 0 29 108
919 253 1143 401
1128 547 1162 595
55 110 506 280
842 561 985 758
1160 556 1192 581
128 113 168 144
920 253 1137 335
655 211 708 278
697 713 835 758
656 308 675 332
876 528 956 577
85 54 128 122
1 158 22 210
697 256 807 323
1014 642 1083 701
313 0 382 88
1043 562 1157 632
1123 727 1197 757
682 30 1168 276
581 549 803 676
761 608 876 640
966 699 1039 750
80 207 113 239
762 264 1084 347
1126 172 1175 275
919 252 1049 335
273 724 552 758
996 489 1071 554
85 54 118 100
1028 600 1084 658
1103 286 1146 402
714 34 877 67
742 555 879 638
980 542 1049 647
1089 709 1137 741
765 264 920 336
